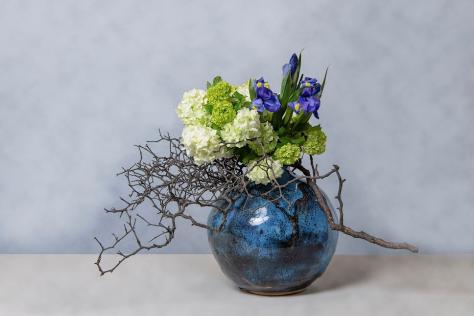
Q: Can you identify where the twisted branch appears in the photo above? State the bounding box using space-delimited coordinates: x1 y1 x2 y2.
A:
95 132 417 275
293 161 418 253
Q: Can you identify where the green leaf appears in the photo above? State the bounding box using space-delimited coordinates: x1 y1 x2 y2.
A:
293 112 313 132
271 97 286 128
232 91 244 100
280 72 290 99
231 91 245 111
296 73 304 89
297 123 313 133
279 136 292 145
282 106 294 127
290 135 306 145
318 67 328 98
234 145 259 164
206 103 215 114
292 52 302 87
307 124 322 133
203 103 213 114
242 150 259 165
261 111 272 122
277 126 287 136
248 78 256 100
212 76 222 85
288 87 302 102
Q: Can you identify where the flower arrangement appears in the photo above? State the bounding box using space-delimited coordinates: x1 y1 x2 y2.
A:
177 53 327 185
95 53 417 276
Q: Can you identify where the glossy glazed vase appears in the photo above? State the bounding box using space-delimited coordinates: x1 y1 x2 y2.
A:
207 170 338 296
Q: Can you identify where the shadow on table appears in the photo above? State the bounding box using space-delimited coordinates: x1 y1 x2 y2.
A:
303 256 374 294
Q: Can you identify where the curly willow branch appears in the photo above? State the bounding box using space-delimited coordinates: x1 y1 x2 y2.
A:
95 132 417 275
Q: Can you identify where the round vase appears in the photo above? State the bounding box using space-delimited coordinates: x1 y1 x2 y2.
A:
207 170 338 295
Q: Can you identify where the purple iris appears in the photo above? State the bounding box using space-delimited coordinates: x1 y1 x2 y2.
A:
250 77 281 112
289 96 320 117
251 98 265 112
301 77 321 97
288 77 322 118
282 53 298 76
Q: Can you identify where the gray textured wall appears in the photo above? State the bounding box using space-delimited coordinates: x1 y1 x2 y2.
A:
0 0 473 254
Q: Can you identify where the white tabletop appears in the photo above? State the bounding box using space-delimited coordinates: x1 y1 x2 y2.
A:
0 255 473 316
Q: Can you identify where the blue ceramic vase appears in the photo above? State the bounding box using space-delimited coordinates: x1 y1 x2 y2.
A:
207 170 338 296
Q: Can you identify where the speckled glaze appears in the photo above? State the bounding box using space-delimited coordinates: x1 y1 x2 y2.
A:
207 170 338 295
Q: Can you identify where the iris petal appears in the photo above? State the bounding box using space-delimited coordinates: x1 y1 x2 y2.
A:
288 101 300 113
250 98 265 112
282 53 298 76
263 94 281 112
256 86 273 100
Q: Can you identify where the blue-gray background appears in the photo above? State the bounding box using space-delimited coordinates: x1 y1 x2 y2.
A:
0 0 473 254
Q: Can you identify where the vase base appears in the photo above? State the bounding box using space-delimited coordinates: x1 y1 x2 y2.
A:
240 287 307 296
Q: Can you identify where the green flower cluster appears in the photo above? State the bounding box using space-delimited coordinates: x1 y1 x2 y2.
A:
273 143 301 165
177 52 331 184
205 79 247 131
247 157 283 185
206 80 233 105
210 101 236 129
302 126 327 155
249 122 278 155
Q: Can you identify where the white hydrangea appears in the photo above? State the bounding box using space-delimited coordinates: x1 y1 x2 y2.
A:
176 89 209 126
249 122 278 155
235 80 251 101
181 125 225 164
247 157 283 185
221 108 260 147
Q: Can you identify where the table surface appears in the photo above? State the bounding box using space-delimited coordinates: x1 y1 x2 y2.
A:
0 255 473 316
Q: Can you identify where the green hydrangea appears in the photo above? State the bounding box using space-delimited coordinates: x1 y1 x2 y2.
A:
247 157 283 185
273 143 302 165
302 126 327 155
206 80 233 105
249 122 278 155
210 101 236 129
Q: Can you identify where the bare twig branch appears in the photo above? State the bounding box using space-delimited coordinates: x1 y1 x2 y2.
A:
292 162 418 253
95 132 418 275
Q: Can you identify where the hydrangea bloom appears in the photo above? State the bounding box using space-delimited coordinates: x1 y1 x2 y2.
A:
273 143 302 165
206 81 233 105
176 89 209 126
181 125 226 164
221 108 260 147
210 100 236 129
302 126 327 155
247 157 283 185
249 122 278 155
176 54 329 184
